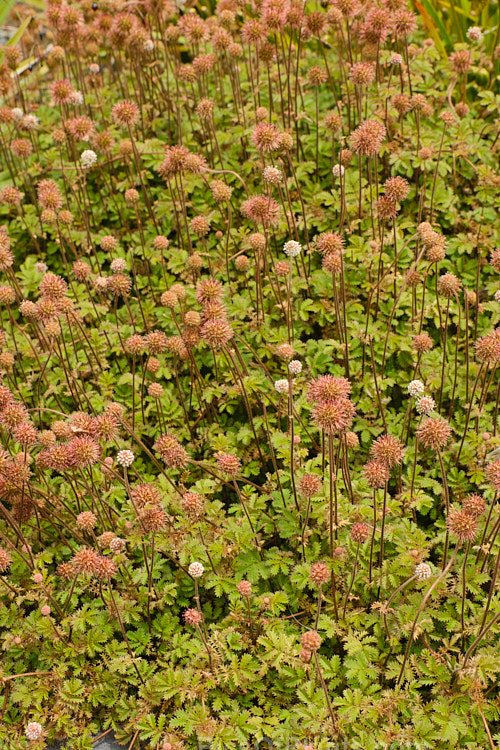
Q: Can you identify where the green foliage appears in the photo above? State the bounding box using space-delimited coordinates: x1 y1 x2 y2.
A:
1 0 500 748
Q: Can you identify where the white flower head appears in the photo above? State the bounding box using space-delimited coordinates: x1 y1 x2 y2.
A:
274 379 289 394
283 240 302 258
466 26 482 42
70 90 84 105
116 449 134 467
416 395 435 415
408 379 425 397
494 289 500 303
21 114 39 131
35 261 48 274
81 149 97 168
289 360 302 376
110 258 127 274
415 562 432 581
263 166 283 184
11 107 23 120
144 39 154 51
390 53 403 65
189 561 204 578
110 537 125 552
25 722 43 741
332 164 345 177
94 276 108 291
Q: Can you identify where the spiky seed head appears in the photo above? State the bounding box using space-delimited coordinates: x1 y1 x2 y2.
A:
370 435 404 468
310 561 330 585
461 494 486 517
350 522 371 543
414 333 433 353
76 511 97 531
112 100 140 126
298 473 322 498
447 507 478 544
312 398 356 433
438 272 461 298
216 452 241 477
182 491 204 517
417 418 451 450
154 434 188 468
363 460 390 487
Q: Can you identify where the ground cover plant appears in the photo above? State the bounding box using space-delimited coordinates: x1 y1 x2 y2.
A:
2 0 500 747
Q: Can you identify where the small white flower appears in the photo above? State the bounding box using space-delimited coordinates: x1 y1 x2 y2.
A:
21 114 39 131
289 360 302 376
390 53 403 65
494 290 500 303
110 258 127 274
110 537 125 552
89 63 100 74
70 91 84 105
35 261 48 273
263 166 283 184
408 379 425 397
143 39 154 51
416 395 435 415
94 276 108 291
25 722 43 741
466 26 482 42
274 379 289 394
283 240 302 258
116 449 134 467
332 164 345 177
81 149 97 167
189 561 204 578
415 562 432 581
11 107 23 120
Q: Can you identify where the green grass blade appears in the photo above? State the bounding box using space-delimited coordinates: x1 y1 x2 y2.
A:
0 0 16 26
4 16 32 48
415 0 450 55
19 0 45 10
0 16 33 64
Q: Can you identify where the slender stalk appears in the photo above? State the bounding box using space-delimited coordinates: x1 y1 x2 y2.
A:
397 547 458 685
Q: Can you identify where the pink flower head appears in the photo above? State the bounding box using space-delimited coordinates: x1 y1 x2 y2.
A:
306 375 352 403
111 100 140 127
216 451 241 477
184 608 202 626
240 195 281 227
349 119 386 156
251 122 281 153
311 397 355 433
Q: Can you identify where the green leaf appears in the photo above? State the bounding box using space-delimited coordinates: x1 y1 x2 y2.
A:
0 0 16 27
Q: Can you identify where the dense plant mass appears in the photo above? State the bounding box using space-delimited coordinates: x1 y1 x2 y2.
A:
2 0 500 748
